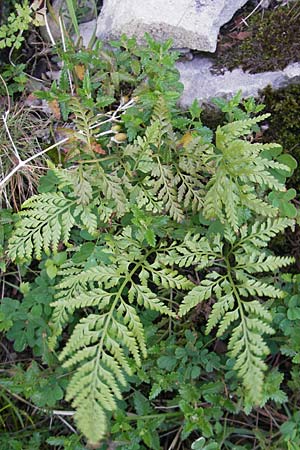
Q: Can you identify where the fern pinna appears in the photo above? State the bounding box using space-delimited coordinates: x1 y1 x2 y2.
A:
8 96 295 443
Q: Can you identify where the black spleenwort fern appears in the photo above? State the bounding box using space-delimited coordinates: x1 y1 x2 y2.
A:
8 93 295 443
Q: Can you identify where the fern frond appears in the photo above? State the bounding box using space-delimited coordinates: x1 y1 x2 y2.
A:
239 189 279 218
52 168 94 206
217 308 240 336
57 273 154 442
8 193 75 261
130 182 164 213
69 97 100 155
50 288 113 341
75 399 107 444
49 265 121 342
49 240 175 442
177 216 294 405
206 292 235 334
151 163 184 222
237 277 284 298
202 115 293 229
57 264 120 291
99 170 128 215
79 205 98 234
174 171 204 212
60 308 132 442
151 96 176 143
118 300 147 357
229 332 267 399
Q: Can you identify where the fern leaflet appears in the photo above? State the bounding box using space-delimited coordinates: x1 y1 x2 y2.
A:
8 193 76 261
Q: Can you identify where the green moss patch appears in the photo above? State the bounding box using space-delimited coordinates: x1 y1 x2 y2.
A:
261 83 300 188
214 3 300 74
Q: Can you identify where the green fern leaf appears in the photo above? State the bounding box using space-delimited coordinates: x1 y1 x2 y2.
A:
216 114 270 148
236 253 294 273
206 292 235 334
202 115 293 229
59 303 142 442
239 218 294 248
162 234 222 269
75 399 107 444
8 193 75 261
176 217 294 405
147 264 194 290
129 283 175 317
79 206 98 234
179 277 220 316
99 171 127 215
217 308 239 336
174 171 204 212
117 300 147 358
151 163 184 222
237 278 284 298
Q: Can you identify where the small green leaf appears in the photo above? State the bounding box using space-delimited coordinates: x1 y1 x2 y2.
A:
133 391 152 415
268 189 297 218
189 99 202 120
20 282 30 295
144 228 156 247
277 154 298 174
72 242 95 263
287 306 300 321
157 355 177 371
192 437 206 450
45 261 58 279
0 311 13 332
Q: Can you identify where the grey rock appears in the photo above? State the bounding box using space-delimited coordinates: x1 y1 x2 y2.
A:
96 0 249 52
41 0 96 42
176 57 300 107
78 20 97 47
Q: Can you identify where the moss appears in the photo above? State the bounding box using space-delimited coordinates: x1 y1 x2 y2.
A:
200 103 225 131
259 83 300 270
215 4 300 74
260 83 300 188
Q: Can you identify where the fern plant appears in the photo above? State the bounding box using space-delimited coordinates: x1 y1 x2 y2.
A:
163 218 294 404
6 36 297 445
48 228 193 442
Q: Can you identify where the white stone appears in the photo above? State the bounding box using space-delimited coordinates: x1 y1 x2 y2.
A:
96 0 249 52
176 58 300 107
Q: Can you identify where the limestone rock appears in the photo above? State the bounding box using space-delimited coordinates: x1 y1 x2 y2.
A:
96 0 249 52
176 57 300 107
